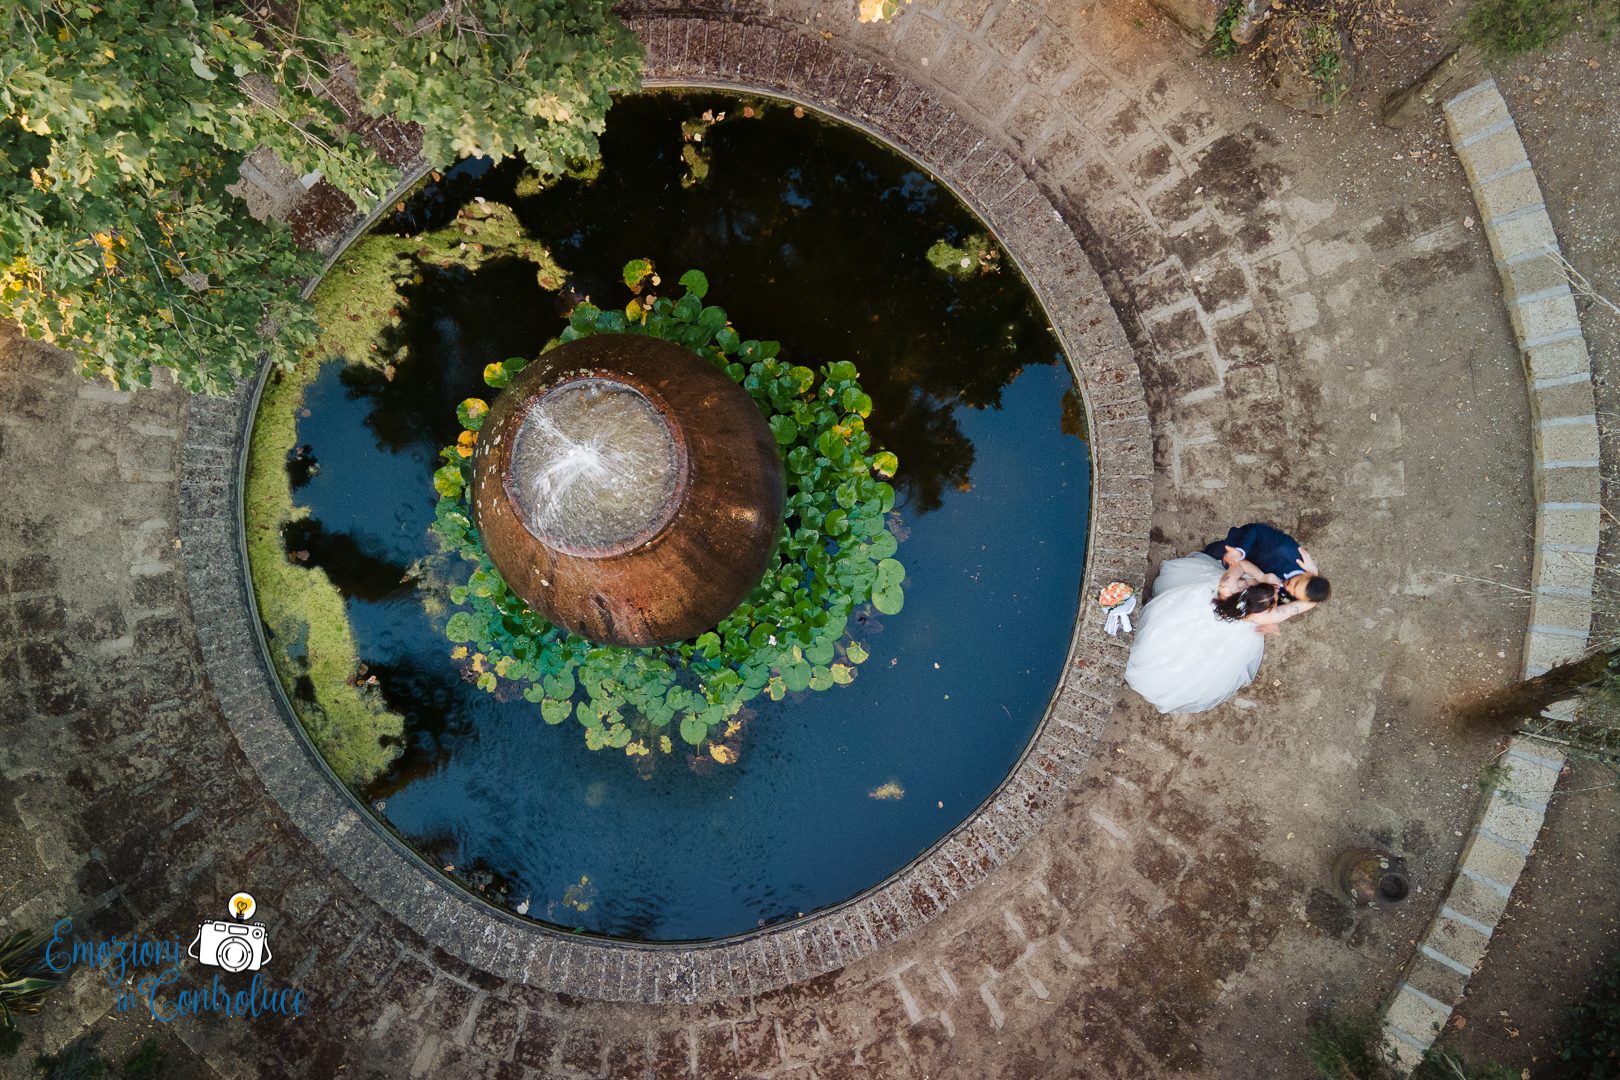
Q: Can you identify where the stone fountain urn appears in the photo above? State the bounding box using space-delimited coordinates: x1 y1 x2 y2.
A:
469 334 785 647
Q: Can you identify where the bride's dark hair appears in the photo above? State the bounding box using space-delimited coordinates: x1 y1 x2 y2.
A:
1213 583 1280 622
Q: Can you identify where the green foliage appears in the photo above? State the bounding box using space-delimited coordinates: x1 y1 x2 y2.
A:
245 352 404 786
120 1040 165 1079
1305 1009 1381 1080
0 0 640 393
1411 1049 1518 1080
1476 756 1510 793
1208 0 1245 57
430 265 905 763
0 1 327 392
32 1036 106 1080
293 1 641 175
1461 0 1620 61
1558 950 1620 1076
1 931 62 1056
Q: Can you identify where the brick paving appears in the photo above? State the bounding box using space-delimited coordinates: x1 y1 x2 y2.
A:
0 0 1566 1076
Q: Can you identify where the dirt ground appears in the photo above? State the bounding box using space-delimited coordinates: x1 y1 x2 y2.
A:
1431 755 1620 1076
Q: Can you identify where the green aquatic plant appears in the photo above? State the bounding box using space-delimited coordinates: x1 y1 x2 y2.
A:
430 264 905 762
926 233 1001 277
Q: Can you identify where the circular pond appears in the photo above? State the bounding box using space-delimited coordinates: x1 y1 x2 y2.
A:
251 91 1090 941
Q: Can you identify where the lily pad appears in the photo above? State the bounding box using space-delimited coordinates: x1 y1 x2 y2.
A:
873 585 904 615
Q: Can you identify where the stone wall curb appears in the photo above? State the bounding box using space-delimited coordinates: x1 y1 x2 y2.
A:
176 22 1151 1003
1379 77 1584 1073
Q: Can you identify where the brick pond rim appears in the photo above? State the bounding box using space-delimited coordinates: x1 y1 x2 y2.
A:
175 72 1151 1005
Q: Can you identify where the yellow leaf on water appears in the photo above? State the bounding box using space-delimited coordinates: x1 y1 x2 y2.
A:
869 781 904 800
710 744 737 764
451 646 468 659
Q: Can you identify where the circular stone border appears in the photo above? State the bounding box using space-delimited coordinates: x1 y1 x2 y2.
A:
176 29 1151 1005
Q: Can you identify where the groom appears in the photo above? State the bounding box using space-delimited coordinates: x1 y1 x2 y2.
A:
1202 522 1331 607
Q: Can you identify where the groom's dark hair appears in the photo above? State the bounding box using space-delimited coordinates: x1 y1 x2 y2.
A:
1304 577 1331 603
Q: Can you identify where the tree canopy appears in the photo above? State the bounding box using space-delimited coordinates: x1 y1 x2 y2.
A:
0 0 641 392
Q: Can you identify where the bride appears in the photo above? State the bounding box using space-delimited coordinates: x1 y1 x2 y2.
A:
1124 551 1299 714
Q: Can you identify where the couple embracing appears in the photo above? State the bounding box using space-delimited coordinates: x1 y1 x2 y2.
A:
1124 523 1331 714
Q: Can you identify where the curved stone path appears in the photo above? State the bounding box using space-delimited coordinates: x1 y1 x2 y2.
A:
0 0 1563 1076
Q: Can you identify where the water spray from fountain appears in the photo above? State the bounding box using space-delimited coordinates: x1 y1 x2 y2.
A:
510 380 680 549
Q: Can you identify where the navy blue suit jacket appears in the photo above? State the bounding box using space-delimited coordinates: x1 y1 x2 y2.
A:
1202 523 1304 579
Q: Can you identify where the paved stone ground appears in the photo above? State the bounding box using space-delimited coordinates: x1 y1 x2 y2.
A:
0 0 1580 1076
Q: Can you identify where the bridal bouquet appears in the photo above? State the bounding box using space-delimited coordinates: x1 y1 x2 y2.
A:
1098 582 1137 636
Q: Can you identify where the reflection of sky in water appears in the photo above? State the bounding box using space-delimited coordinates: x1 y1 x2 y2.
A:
286 93 1092 941
890 171 938 213
781 167 811 209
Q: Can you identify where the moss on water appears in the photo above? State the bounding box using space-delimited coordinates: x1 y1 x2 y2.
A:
245 357 405 786
309 200 568 369
248 197 570 786
925 233 1001 277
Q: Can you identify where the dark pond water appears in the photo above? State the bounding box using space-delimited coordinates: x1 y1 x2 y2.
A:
282 92 1090 941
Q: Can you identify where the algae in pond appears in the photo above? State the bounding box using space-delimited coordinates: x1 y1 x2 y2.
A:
245 360 405 786
926 232 1001 277
253 195 576 784
246 192 580 785
308 199 567 370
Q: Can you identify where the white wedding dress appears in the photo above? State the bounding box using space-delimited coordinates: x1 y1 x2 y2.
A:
1124 553 1266 714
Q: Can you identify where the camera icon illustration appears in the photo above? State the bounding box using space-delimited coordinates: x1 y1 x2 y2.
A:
188 892 274 973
